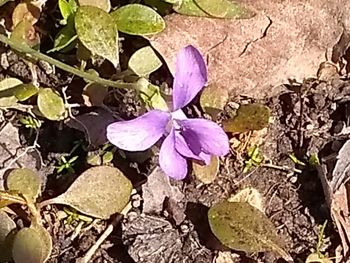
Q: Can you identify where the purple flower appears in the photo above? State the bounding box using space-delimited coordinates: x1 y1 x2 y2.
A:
107 45 229 180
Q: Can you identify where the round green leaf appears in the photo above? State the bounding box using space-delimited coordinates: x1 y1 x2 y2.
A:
10 20 40 48
200 84 228 118
6 168 41 202
194 0 255 19
193 156 219 184
0 211 16 262
30 225 52 263
111 4 165 36
78 0 111 12
136 78 169 111
0 78 23 107
12 227 51 263
52 166 132 219
13 84 39 101
128 46 162 76
222 103 270 133
173 0 208 17
208 201 290 260
75 6 119 67
37 88 66 121
0 78 23 91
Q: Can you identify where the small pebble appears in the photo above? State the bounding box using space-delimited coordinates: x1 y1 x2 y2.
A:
1 53 9 70
180 224 189 234
127 211 138 221
131 194 142 208
289 176 298 184
39 60 55 75
306 124 314 130
132 199 141 208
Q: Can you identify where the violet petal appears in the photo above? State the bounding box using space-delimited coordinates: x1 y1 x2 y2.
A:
159 129 188 180
106 110 170 151
172 45 207 111
175 131 212 165
174 131 202 160
179 118 230 156
171 109 187 120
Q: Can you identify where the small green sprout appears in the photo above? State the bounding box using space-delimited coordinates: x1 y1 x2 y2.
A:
55 155 78 174
243 145 264 173
86 143 115 166
305 221 336 263
19 115 41 130
63 207 93 225
309 153 320 167
289 153 306 166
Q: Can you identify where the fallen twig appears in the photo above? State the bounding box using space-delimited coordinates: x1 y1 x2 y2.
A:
76 201 132 263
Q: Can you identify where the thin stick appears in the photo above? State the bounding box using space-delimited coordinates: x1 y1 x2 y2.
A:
0 34 136 90
76 202 132 263
261 163 302 174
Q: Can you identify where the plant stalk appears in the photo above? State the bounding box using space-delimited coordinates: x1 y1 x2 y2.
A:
0 34 136 90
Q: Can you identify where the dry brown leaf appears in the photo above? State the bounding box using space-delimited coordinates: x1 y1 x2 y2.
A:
316 140 350 260
12 2 41 28
228 187 265 213
149 0 348 98
65 108 115 147
82 83 108 107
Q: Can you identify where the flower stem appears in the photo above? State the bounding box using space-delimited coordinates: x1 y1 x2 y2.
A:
0 34 136 90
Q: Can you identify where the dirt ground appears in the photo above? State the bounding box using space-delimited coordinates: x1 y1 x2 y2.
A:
1 2 350 263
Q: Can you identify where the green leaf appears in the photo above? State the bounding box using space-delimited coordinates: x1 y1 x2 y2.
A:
129 46 162 76
162 0 180 4
102 151 113 164
12 226 51 263
37 88 66 121
48 166 132 219
30 225 52 263
173 0 208 17
58 0 75 22
200 84 228 119
13 84 39 101
10 20 40 49
222 103 270 133
0 211 16 262
0 78 23 90
194 0 255 19
173 0 255 18
144 0 173 16
208 201 290 260
6 168 41 202
0 190 27 208
111 4 165 36
77 0 111 12
75 6 119 67
192 156 219 184
0 0 13 7
306 253 332 263
48 17 77 53
0 78 23 107
136 78 168 111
